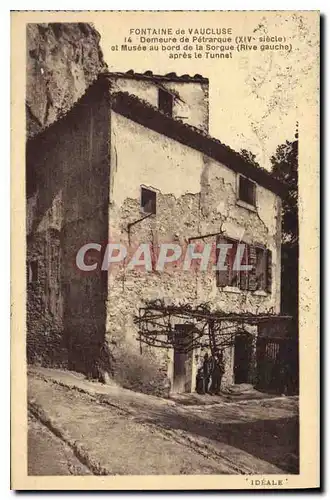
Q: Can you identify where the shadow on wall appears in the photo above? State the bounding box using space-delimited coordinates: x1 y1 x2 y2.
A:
26 82 110 376
112 345 171 397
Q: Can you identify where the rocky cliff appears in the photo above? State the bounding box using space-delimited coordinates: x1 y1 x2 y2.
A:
26 23 107 138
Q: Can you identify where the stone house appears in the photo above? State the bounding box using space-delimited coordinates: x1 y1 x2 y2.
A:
26 70 288 395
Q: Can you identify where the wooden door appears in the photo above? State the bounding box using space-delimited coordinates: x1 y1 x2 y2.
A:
172 324 193 393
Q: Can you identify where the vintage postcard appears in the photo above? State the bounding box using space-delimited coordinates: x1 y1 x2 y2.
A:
11 10 319 490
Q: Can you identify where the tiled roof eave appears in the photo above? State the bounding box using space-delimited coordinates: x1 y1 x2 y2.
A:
104 70 208 84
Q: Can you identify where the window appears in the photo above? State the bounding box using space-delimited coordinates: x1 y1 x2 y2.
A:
158 88 173 116
216 237 272 293
141 187 156 215
29 260 38 283
255 247 267 291
216 237 248 289
238 175 256 206
227 240 240 288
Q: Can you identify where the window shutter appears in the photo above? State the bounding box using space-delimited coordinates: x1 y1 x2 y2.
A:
216 235 229 287
248 245 257 291
228 242 236 287
239 244 249 290
266 249 272 294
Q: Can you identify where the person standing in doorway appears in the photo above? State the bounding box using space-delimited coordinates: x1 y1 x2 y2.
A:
196 366 205 394
210 351 225 395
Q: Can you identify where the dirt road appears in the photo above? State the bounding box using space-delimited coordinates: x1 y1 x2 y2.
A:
28 367 299 476
28 414 91 475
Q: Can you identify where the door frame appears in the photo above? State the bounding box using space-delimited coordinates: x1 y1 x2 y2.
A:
171 323 194 394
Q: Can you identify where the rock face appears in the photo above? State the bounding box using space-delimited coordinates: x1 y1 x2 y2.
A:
26 23 107 138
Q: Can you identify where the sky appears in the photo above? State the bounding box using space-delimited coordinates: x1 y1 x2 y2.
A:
95 11 318 171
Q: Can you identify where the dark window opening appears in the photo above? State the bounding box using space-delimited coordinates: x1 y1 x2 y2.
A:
234 334 252 384
238 176 256 206
141 187 156 215
158 88 173 116
29 260 39 283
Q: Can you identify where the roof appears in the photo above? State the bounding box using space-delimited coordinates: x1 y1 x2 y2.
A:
104 69 208 84
27 74 286 197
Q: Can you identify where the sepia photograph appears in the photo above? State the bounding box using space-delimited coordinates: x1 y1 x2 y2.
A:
11 10 319 490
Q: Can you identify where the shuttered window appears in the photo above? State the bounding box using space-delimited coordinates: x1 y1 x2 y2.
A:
250 246 272 293
239 244 249 290
255 247 267 291
248 245 257 291
216 237 248 289
228 241 240 287
216 237 272 294
215 235 230 287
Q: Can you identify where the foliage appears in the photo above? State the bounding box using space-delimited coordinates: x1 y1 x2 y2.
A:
270 138 299 318
239 148 261 169
135 299 290 354
271 139 298 244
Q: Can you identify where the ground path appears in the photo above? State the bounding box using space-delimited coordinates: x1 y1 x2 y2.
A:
28 367 299 476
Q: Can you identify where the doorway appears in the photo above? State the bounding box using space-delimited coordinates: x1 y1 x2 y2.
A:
172 324 193 393
234 333 252 384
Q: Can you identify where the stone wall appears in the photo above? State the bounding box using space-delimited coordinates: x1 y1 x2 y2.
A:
26 83 111 373
26 74 282 393
106 111 282 391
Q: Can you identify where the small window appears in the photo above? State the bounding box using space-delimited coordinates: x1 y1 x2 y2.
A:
238 175 256 206
29 260 38 283
141 187 156 215
158 88 173 116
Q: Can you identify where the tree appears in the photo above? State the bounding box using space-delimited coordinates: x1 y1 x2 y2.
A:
239 149 261 170
270 137 298 320
271 139 298 244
